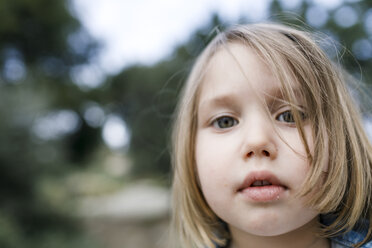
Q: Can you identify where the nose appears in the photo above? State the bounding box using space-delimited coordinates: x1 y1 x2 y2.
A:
245 144 276 159
241 113 277 160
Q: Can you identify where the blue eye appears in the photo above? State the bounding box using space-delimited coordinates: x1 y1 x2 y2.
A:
276 110 306 123
213 116 238 129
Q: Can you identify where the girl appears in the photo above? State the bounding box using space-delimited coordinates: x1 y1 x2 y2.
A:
170 23 372 248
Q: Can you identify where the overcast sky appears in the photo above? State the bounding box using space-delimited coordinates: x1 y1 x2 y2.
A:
70 0 286 75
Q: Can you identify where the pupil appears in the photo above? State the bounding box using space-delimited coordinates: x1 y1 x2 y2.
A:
284 112 294 122
219 117 233 128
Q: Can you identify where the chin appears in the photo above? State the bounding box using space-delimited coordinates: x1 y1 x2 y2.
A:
232 215 317 238
247 227 291 237
233 215 297 237
244 224 290 237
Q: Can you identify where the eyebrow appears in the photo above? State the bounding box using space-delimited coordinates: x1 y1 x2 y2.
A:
264 86 303 105
198 94 240 114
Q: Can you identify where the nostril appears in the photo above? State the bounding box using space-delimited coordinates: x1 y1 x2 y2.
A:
246 150 272 158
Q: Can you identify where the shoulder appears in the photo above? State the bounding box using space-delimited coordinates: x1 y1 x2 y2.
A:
330 230 372 247
322 215 372 247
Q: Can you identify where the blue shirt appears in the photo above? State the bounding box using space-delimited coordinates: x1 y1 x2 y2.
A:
322 215 372 247
217 235 372 248
215 216 372 248
331 233 372 247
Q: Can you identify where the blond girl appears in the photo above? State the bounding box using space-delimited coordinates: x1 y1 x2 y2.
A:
170 23 372 248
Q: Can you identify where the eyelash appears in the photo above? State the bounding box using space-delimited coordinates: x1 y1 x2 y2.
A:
211 110 307 129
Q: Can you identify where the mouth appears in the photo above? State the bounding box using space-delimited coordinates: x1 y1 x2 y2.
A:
251 180 274 187
237 171 288 202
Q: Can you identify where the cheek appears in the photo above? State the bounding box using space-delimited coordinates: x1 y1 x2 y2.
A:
280 127 314 187
195 134 233 196
196 142 224 186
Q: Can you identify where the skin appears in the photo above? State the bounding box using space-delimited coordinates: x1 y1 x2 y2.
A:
195 43 330 248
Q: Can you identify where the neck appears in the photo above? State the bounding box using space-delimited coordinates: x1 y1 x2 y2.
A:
229 218 330 248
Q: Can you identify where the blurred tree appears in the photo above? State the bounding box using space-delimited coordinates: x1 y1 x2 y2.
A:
0 0 87 66
0 0 102 247
270 0 372 82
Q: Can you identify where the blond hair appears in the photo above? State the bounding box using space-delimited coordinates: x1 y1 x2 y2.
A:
170 23 372 248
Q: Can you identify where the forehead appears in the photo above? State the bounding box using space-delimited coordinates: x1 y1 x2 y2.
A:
199 42 283 104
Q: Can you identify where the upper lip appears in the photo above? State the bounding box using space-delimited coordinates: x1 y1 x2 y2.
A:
237 170 287 192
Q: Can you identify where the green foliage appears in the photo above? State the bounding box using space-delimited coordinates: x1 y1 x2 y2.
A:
270 0 372 82
0 0 102 247
108 61 187 178
0 0 92 66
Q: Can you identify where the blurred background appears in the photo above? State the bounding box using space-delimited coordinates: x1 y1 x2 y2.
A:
0 0 372 247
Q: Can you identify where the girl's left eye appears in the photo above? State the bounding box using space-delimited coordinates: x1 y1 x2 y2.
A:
276 110 306 123
212 116 238 129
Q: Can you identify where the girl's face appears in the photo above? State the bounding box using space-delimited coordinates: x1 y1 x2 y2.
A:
195 43 319 240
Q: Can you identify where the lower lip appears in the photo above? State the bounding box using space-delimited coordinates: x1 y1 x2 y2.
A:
239 185 286 202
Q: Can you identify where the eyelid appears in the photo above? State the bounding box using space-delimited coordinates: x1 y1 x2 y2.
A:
209 114 233 124
206 110 236 123
274 104 306 114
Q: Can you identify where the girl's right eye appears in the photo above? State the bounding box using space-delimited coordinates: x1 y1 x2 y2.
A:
212 116 238 129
